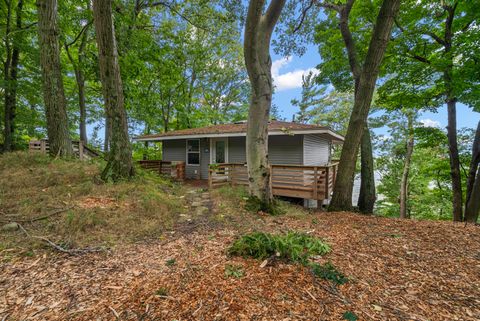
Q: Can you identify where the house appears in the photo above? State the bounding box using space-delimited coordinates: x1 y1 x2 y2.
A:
135 121 344 207
134 120 344 179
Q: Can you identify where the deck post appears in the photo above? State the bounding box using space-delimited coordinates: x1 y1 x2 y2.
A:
79 141 84 160
313 166 318 199
325 166 330 199
40 140 47 154
208 169 213 188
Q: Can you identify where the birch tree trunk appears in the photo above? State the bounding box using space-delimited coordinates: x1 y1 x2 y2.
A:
465 121 480 223
358 125 376 213
328 0 401 211
244 0 286 206
399 114 414 219
93 0 133 181
37 0 72 157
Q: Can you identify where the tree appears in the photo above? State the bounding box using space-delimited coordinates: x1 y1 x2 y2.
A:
392 0 480 221
315 0 401 212
465 121 480 223
243 0 286 207
63 1 92 144
2 0 23 151
37 0 72 156
92 0 133 181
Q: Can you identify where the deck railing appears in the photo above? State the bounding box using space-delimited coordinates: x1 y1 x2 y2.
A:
137 160 185 180
208 162 338 201
29 139 100 160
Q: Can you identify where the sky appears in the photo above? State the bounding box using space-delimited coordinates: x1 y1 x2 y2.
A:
269 44 480 136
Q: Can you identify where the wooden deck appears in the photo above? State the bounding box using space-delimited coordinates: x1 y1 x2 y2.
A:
137 160 186 180
208 163 339 201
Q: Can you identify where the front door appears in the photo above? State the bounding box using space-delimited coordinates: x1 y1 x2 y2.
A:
210 138 228 164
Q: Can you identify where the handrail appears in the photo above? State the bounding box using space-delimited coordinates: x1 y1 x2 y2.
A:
208 162 339 201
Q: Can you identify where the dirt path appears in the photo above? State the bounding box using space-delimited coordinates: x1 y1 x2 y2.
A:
1 212 479 320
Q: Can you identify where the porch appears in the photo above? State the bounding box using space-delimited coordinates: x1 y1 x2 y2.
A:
209 162 339 201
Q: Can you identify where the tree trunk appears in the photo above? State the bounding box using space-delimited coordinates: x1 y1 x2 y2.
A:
65 22 90 145
399 114 414 219
465 121 480 223
3 0 23 152
329 0 401 211
244 0 286 206
443 4 463 222
37 0 72 157
104 115 110 152
358 125 376 214
93 0 133 181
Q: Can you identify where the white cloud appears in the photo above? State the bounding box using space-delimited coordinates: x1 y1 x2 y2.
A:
271 57 319 92
420 119 441 128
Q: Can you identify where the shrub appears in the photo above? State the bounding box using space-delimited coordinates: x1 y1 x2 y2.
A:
228 231 330 265
244 196 285 216
224 264 244 278
311 262 348 285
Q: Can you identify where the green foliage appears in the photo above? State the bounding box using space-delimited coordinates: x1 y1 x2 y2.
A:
228 231 330 265
342 311 359 321
165 258 176 267
224 264 244 279
155 287 169 297
244 196 285 216
311 262 348 285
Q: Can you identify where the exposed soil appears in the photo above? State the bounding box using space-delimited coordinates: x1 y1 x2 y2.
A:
1 212 479 321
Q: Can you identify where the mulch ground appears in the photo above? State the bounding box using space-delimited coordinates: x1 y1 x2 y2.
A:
1 212 479 321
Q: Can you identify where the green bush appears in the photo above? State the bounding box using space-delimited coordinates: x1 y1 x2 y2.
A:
228 231 330 264
244 196 285 216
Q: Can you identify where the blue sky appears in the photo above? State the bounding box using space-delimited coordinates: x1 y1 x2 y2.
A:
270 44 480 135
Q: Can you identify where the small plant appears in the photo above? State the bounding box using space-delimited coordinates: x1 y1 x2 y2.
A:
311 218 319 225
342 311 358 321
155 287 169 296
224 264 244 279
165 258 176 266
311 262 348 285
228 231 330 265
244 196 285 216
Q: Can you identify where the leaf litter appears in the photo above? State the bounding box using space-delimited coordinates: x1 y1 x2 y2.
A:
1 212 479 320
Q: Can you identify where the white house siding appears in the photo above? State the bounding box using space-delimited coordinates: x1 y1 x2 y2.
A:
303 134 330 166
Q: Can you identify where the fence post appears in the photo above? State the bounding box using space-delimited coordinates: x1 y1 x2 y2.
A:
313 166 318 200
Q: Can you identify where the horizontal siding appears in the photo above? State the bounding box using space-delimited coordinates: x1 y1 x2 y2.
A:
228 135 303 165
228 137 246 163
269 135 303 165
303 134 330 166
162 139 186 162
200 138 209 179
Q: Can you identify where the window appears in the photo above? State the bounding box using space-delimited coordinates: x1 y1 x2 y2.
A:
187 139 200 165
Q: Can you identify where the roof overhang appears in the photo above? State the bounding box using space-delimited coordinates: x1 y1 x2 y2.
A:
133 129 344 144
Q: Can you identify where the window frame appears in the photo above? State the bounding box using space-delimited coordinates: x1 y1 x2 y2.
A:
186 139 200 166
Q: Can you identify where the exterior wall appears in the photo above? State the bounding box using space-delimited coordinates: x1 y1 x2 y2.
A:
162 139 210 179
269 135 303 165
303 134 330 166
228 137 246 163
228 135 304 165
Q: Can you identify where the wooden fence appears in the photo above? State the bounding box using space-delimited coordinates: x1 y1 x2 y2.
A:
208 162 338 201
29 139 100 160
137 160 185 181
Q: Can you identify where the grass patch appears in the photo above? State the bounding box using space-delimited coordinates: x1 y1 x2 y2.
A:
244 196 285 216
0 152 186 252
228 231 330 265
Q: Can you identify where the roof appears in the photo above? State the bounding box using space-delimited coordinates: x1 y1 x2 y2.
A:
133 120 344 143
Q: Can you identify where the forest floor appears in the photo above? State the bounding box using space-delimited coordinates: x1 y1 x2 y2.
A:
1 153 480 320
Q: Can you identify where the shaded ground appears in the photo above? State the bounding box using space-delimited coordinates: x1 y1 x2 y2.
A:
1 210 479 320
